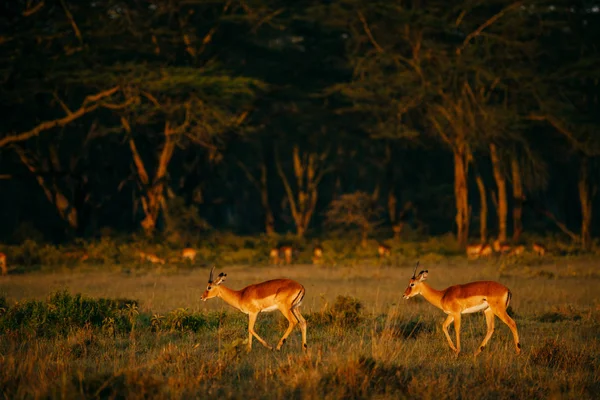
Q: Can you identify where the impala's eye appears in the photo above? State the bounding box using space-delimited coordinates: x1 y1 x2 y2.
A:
207 286 212 290
410 283 415 287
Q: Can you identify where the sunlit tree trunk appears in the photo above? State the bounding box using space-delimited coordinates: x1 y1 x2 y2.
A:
454 142 470 249
578 157 595 251
471 156 488 244
511 156 524 242
275 144 329 238
490 143 507 242
124 118 176 236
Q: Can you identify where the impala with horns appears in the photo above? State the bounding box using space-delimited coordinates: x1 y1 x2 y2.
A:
201 267 307 352
403 262 520 357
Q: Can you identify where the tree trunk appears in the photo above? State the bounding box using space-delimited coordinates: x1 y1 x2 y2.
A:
454 143 469 248
388 186 397 224
13 146 79 230
474 169 487 244
275 144 328 238
490 143 507 242
578 157 594 251
259 162 275 236
511 156 524 242
125 118 176 236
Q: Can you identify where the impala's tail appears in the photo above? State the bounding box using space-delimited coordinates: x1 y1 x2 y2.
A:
291 286 305 309
506 290 512 309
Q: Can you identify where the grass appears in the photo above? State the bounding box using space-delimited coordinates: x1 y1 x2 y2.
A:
1 253 599 399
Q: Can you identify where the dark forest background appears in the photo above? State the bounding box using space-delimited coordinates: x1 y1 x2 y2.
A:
1 0 599 250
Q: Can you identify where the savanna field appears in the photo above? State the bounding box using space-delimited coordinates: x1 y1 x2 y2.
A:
1 236 599 399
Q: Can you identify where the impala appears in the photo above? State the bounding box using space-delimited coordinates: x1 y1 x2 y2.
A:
312 245 324 264
532 243 547 256
403 262 521 357
138 251 165 264
201 267 307 351
378 243 391 258
509 245 525 256
0 252 7 276
182 248 197 262
479 244 493 257
280 246 293 264
269 247 281 265
493 239 511 254
466 243 484 259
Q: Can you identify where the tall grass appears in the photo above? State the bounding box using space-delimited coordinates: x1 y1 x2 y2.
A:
1 256 599 399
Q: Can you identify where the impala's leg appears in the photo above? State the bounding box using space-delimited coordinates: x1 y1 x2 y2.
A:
494 308 521 355
248 313 272 351
276 307 298 350
453 314 462 355
474 308 495 356
442 315 459 354
292 307 307 351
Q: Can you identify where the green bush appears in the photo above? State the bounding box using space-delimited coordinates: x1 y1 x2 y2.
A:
0 291 136 337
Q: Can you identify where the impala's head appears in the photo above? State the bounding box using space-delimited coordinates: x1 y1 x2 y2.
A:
403 261 428 299
201 266 227 301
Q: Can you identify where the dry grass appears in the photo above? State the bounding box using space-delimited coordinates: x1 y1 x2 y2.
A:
1 256 599 399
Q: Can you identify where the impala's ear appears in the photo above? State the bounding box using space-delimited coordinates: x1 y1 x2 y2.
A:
215 272 227 285
418 270 428 281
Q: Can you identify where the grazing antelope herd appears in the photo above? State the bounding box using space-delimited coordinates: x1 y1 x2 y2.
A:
467 240 547 259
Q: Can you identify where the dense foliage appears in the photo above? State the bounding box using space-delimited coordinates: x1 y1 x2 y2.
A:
1 1 599 249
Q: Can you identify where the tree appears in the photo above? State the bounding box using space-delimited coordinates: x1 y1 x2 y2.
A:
325 191 383 248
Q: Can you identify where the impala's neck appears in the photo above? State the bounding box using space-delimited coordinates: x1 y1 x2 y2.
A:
216 286 242 311
418 283 445 310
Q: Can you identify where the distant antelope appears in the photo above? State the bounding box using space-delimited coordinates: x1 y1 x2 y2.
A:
532 243 547 256
378 243 391 258
493 239 511 254
403 262 520 357
182 248 197 262
280 246 293 264
479 244 493 257
269 247 281 265
64 250 89 262
466 243 484 259
139 251 166 264
0 252 7 276
509 245 525 257
201 266 307 351
312 245 324 264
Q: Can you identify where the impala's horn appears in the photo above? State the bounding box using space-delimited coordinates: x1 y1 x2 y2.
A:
412 260 420 279
209 266 215 283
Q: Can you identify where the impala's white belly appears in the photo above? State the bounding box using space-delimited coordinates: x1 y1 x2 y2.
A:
462 302 489 314
261 305 279 312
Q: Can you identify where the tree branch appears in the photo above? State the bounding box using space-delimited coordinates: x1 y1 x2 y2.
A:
0 86 120 148
457 2 523 55
357 11 384 53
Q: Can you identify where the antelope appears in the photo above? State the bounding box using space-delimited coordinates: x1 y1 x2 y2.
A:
280 246 293 264
0 252 7 276
479 244 493 257
64 250 89 262
378 243 391 258
182 248 197 262
493 239 511 255
466 243 484 259
269 247 281 265
138 251 165 264
532 243 547 256
403 262 521 357
509 245 525 257
312 245 324 265
201 266 307 352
